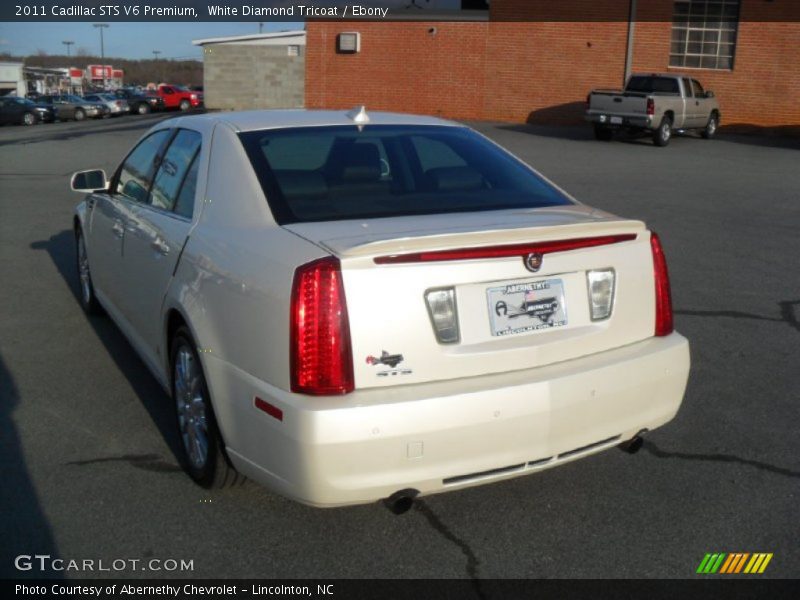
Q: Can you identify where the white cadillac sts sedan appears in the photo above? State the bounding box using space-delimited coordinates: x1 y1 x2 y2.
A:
70 108 690 509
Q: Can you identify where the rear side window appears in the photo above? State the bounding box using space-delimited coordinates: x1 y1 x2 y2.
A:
239 125 572 224
115 130 172 203
626 76 680 95
149 129 202 213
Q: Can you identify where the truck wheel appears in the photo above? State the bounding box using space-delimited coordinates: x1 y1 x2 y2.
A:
593 125 613 141
74 108 86 121
137 102 151 115
701 113 719 139
179 99 191 111
653 117 672 147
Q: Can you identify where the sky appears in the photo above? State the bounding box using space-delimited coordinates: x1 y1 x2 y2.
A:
0 22 305 61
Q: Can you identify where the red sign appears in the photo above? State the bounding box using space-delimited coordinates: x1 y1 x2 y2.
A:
87 65 113 79
69 68 83 78
112 69 123 78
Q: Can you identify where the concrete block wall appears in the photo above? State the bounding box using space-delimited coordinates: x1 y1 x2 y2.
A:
203 44 304 111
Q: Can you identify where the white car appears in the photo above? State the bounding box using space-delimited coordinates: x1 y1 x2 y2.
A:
70 108 690 509
83 93 130 117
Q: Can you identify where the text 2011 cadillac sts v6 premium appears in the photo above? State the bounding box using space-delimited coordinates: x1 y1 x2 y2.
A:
70 108 690 508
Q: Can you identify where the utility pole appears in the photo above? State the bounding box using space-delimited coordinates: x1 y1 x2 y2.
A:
93 23 109 88
62 40 74 58
259 22 264 33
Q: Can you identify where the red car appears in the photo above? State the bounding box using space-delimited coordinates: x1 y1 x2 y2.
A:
156 84 203 111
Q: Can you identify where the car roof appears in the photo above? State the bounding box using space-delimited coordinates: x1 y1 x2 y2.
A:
162 108 461 133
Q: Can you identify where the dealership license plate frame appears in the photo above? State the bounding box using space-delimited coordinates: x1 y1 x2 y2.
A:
487 278 569 337
610 116 623 125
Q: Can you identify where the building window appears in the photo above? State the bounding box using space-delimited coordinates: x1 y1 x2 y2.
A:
669 0 739 70
287 45 299 57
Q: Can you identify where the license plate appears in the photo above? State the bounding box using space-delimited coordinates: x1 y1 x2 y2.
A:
610 116 623 125
487 279 568 337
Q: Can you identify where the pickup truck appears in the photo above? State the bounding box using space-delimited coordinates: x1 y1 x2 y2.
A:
156 84 203 111
585 74 720 146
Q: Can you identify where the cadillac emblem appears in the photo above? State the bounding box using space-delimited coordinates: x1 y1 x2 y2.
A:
524 253 544 272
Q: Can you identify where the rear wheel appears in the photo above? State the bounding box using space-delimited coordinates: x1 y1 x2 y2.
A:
21 111 36 126
593 124 613 141
653 117 672 147
701 113 719 139
74 108 85 121
179 99 191 111
75 228 102 315
171 327 241 488
137 102 150 115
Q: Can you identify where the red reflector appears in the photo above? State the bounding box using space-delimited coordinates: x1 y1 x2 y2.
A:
374 234 637 265
650 232 674 337
290 256 354 395
255 397 283 421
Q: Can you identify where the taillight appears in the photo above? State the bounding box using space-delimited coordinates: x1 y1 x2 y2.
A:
646 97 655 117
290 256 354 395
650 232 673 336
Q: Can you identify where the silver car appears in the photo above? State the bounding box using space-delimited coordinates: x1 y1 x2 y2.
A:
83 93 129 117
69 109 690 509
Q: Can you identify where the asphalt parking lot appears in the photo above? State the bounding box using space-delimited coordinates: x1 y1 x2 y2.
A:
1 115 798 581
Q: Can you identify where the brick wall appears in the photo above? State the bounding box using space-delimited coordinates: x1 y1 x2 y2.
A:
305 0 800 128
203 44 304 111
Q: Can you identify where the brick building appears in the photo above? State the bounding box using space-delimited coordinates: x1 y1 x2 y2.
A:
306 0 800 129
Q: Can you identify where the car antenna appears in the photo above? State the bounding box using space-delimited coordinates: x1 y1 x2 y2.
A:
346 105 370 131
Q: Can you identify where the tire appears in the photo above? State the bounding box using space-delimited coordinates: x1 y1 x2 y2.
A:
137 102 151 115
171 327 241 488
75 228 103 315
653 116 672 147
74 108 86 122
21 111 36 126
179 99 191 111
701 113 719 139
593 124 613 141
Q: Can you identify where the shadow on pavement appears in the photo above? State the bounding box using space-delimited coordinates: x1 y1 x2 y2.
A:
29 230 184 466
0 354 61 578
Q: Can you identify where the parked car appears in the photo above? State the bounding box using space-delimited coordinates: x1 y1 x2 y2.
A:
156 84 203 111
113 88 165 115
83 93 129 117
0 96 55 125
69 108 690 508
586 73 721 146
38 94 109 121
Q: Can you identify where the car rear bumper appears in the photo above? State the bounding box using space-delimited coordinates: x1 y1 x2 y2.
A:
209 333 690 507
586 111 653 129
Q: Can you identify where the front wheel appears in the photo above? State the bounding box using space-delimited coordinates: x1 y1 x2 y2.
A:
74 108 85 121
171 327 241 488
21 111 36 126
593 124 613 141
75 228 102 315
179 99 191 111
137 102 151 115
653 117 672 147
701 113 719 139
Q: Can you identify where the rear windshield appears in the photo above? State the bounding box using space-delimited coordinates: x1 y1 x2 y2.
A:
239 125 572 224
626 76 680 95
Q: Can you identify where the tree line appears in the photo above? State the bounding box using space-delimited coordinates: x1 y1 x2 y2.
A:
0 52 203 87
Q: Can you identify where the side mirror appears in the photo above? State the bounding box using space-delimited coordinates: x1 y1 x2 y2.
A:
71 169 108 193
705 91 715 98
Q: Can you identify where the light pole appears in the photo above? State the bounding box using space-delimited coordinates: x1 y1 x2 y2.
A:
93 23 109 88
152 50 161 83
62 40 74 59
259 22 264 33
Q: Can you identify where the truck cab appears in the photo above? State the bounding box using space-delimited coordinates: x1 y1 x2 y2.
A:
156 84 203 111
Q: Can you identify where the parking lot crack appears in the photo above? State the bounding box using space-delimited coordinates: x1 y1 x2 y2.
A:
644 441 800 479
415 500 485 598
66 453 182 473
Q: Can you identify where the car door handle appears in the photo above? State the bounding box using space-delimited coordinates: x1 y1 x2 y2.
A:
112 221 124 238
151 238 170 256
